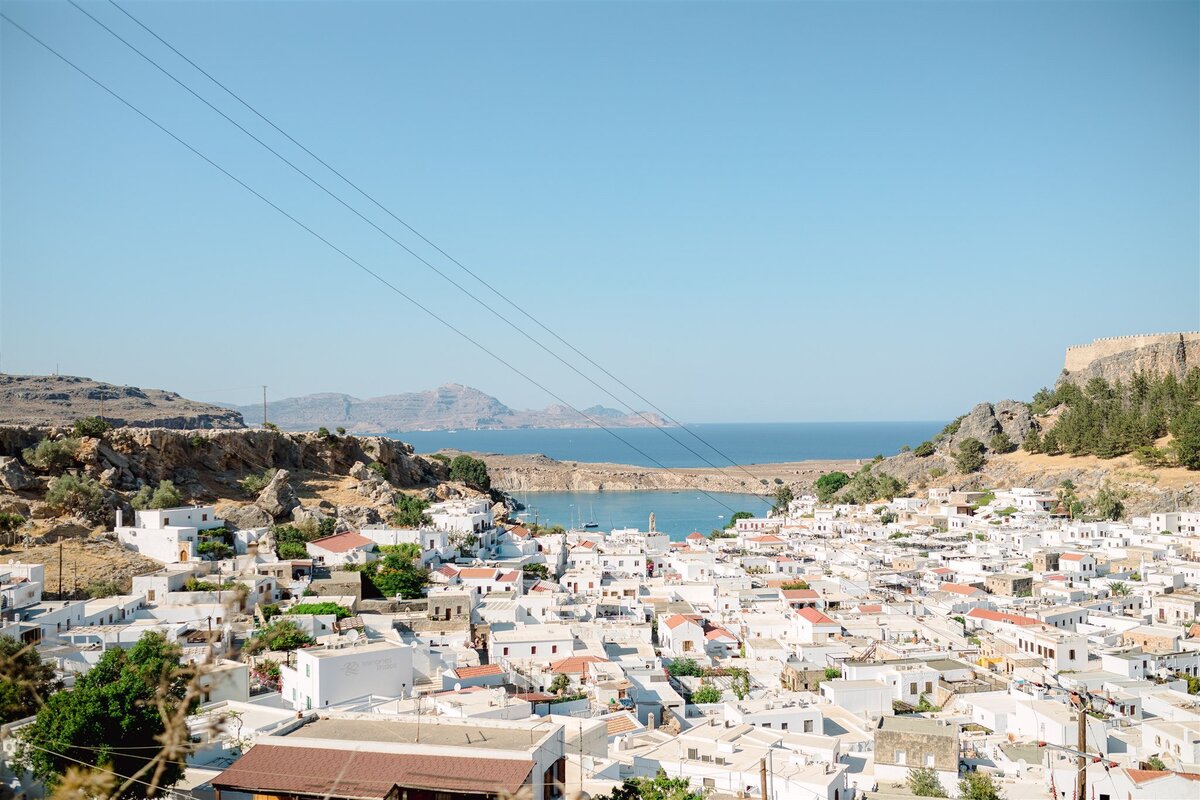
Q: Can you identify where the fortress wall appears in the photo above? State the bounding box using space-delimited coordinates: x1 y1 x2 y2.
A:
1064 332 1200 374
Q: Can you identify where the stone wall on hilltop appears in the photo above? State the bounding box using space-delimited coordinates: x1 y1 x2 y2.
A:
1061 332 1200 387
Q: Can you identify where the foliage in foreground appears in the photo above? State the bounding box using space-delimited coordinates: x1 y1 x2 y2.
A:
15 632 192 799
598 770 703 800
0 635 63 723
958 771 1005 800
907 766 947 797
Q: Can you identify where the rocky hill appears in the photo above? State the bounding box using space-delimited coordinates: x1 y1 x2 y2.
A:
229 383 671 433
0 425 495 543
0 374 245 429
1060 332 1200 387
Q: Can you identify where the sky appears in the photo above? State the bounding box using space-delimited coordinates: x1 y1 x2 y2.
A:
1 0 1197 422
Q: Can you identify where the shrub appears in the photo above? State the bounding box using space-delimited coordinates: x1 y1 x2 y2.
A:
361 553 430 599
317 427 330 438
336 427 346 435
781 580 809 590
824 667 842 680
815 471 850 502
1022 430 1043 453
913 441 936 457
45 474 105 520
666 658 704 677
197 540 233 560
691 683 722 704
958 770 1004 800
130 479 183 510
73 417 110 438
245 619 313 653
880 511 899 524
988 432 1015 454
238 469 274 496
429 453 451 464
928 466 947 479
277 541 308 560
907 766 947 798
368 461 389 480
549 673 570 694
189 434 207 449
955 438 986 473
260 603 281 621
391 494 432 528
449 454 490 490
287 602 351 619
522 563 550 579
85 580 123 599
22 438 80 473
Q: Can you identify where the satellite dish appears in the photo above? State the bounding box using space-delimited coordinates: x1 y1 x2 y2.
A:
454 682 462 692
346 630 360 644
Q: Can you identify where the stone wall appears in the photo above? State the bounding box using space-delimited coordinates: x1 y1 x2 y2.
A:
1061 332 1200 386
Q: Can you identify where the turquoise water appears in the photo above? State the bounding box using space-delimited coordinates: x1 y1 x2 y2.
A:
391 421 944 468
512 490 769 540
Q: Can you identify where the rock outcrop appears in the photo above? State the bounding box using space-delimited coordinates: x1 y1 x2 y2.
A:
1060 332 1200 388
254 469 300 520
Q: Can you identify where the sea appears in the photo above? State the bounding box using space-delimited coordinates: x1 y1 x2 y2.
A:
387 421 944 541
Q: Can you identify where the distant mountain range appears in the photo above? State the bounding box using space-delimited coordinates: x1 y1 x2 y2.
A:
227 384 672 433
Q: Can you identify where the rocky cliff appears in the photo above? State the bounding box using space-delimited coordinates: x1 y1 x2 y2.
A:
1060 332 1200 388
0 374 245 429
230 383 671 433
0 426 475 539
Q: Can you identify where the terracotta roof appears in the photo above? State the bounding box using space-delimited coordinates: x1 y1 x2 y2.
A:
308 532 375 553
857 604 883 613
750 535 785 543
939 582 983 595
513 691 555 702
782 589 819 600
686 532 706 540
452 663 505 679
1125 769 1200 785
549 655 607 674
212 744 532 798
436 565 459 578
458 567 500 580
703 624 737 641
604 713 641 736
497 570 520 582
1060 553 1087 562
796 607 837 625
967 608 1040 626
663 613 702 630
509 525 531 538
932 568 954 575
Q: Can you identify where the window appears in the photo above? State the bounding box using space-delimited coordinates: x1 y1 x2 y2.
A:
305 664 311 677
1069 649 1076 660
895 750 906 766
763 723 771 728
531 646 537 655
909 682 917 694
804 720 814 733
924 682 932 694
703 779 715 789
687 748 698 760
503 647 509 656
925 754 935 768
552 645 558 654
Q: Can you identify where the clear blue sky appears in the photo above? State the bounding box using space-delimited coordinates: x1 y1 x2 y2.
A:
2 0 1197 422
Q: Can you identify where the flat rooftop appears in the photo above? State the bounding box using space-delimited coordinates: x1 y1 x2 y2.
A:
291 716 542 752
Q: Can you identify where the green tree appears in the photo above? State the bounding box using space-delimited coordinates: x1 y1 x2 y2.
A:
73 416 111 438
771 484 794 513
45 473 106 520
379 542 423 562
601 770 702 800
363 553 430 599
0 510 25 545
815 471 850 502
336 426 347 435
955 438 987 473
1171 405 1200 470
725 510 753 529
958 771 1004 800
824 667 842 680
85 579 123 598
245 619 315 653
1092 485 1125 521
907 766 947 798
988 432 1015 454
287 602 352 619
449 454 491 490
238 468 275 496
522 563 550 579
1022 429 1043 454
781 580 810 590
15 632 191 799
1109 581 1130 597
22 438 80 473
666 657 704 678
391 494 432 528
317 427 331 438
549 673 570 694
913 441 936 458
730 668 750 700
130 479 184 511
1145 755 1166 771
0 635 62 723
277 541 308 559
880 510 899 524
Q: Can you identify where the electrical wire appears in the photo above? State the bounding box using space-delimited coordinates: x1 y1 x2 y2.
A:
101 0 777 499
0 11 744 516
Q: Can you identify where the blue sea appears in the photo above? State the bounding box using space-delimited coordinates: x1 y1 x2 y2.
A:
390 421 944 468
388 422 944 540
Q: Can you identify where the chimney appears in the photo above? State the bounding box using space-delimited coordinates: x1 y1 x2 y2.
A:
116 509 123 528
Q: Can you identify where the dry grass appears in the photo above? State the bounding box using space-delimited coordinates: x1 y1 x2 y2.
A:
993 449 1198 489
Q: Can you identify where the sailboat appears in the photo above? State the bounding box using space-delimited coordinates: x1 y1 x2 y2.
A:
583 502 599 528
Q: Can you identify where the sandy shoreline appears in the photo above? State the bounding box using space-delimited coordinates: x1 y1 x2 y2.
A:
437 450 863 493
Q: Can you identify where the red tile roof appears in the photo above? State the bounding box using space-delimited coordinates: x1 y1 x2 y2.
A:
686 532 706 540
1125 769 1200 785
436 564 459 578
1060 553 1086 562
459 567 500 580
212 744 533 798
704 624 738 641
663 613 702 630
750 535 785 544
966 608 1040 626
549 655 608 674
308 532 376 553
782 589 819 600
939 582 983 595
857 604 883 613
796 607 837 625
452 663 505 679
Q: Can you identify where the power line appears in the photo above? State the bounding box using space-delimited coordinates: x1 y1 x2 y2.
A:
0 11 743 515
91 0 775 505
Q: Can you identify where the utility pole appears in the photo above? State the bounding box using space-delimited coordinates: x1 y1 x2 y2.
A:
1074 692 1087 800
262 385 268 428
57 540 63 596
759 757 767 800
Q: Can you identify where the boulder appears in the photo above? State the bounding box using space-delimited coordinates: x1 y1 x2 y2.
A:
993 399 1034 445
221 503 273 530
254 469 299 520
348 461 372 481
291 504 329 526
950 402 1002 449
336 505 382 531
0 456 33 491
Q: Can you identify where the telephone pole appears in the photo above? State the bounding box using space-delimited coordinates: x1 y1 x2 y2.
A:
57 540 63 596
262 385 268 428
1074 693 1087 800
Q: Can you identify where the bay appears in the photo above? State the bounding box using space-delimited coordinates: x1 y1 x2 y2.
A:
389 421 945 468
509 490 770 541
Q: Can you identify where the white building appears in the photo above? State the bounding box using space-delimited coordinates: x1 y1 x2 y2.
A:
280 641 413 711
116 506 224 564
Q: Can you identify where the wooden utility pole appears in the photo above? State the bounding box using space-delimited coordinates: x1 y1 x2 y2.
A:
759 757 768 800
57 540 63 596
1074 693 1087 800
